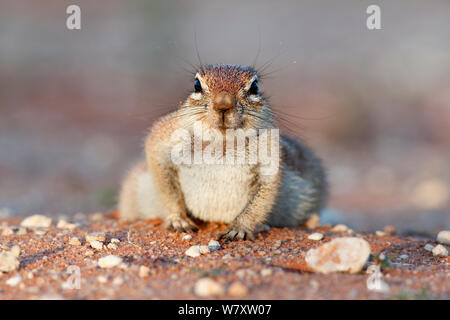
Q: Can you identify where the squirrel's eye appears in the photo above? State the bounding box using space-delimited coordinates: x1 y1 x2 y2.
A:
248 80 259 95
194 79 202 93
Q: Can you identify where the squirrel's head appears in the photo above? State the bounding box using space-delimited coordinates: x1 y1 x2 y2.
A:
183 64 274 130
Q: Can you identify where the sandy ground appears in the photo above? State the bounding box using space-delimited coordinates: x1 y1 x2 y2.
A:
0 212 448 300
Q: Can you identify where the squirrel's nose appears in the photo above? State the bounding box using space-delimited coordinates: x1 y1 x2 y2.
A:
213 93 235 112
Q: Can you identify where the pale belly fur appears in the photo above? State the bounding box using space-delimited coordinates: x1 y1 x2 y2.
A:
177 163 255 223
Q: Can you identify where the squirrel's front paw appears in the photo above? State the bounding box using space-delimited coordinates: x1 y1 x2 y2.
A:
217 226 255 242
165 215 198 233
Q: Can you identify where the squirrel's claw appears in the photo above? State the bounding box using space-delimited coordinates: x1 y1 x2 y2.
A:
218 227 255 242
166 215 198 233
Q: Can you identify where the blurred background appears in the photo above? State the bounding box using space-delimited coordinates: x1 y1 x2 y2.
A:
0 0 449 235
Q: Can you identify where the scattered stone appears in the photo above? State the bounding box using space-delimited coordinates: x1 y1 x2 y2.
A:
305 237 371 274
112 277 124 286
182 234 192 240
199 246 210 254
432 244 448 257
436 231 450 245
97 275 108 284
85 250 94 257
424 244 435 252
1 226 13 236
86 232 106 243
375 231 387 237
305 214 320 229
90 240 104 250
222 254 232 260
228 281 248 297
207 240 221 251
20 215 51 228
331 224 349 232
185 246 202 258
139 265 150 278
6 274 22 287
398 254 409 260
107 243 118 250
194 278 225 297
110 238 120 244
98 255 122 268
383 225 396 235
261 268 273 277
0 249 20 272
56 220 77 230
69 237 81 246
308 233 324 241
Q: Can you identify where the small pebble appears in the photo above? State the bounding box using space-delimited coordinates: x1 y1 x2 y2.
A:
10 245 20 258
112 277 124 286
182 234 192 240
98 255 123 268
139 265 150 278
261 268 273 277
86 232 106 243
110 238 120 244
432 244 448 256
308 233 324 241
228 281 248 297
375 231 387 237
69 237 81 246
424 244 435 252
398 254 409 259
85 249 94 257
34 229 47 236
6 275 22 287
331 224 349 232
107 243 118 250
185 246 202 258
90 240 104 250
207 240 221 251
194 278 224 297
20 215 51 228
222 254 232 260
199 246 210 254
97 275 108 284
436 230 450 245
56 220 77 230
0 249 20 272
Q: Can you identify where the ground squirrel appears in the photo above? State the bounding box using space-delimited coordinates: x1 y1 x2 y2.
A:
118 64 327 241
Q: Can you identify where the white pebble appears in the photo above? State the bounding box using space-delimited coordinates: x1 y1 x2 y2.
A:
0 250 20 272
436 231 450 245
56 220 77 230
107 243 118 250
199 246 210 254
185 246 201 257
139 265 150 278
207 240 221 251
69 237 81 246
432 244 448 256
424 244 435 252
331 224 349 232
110 238 120 244
375 231 387 237
21 215 51 228
308 233 324 241
261 268 273 277
306 237 371 274
90 240 104 250
194 278 224 297
398 254 408 259
98 255 123 268
182 234 192 240
6 275 22 287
